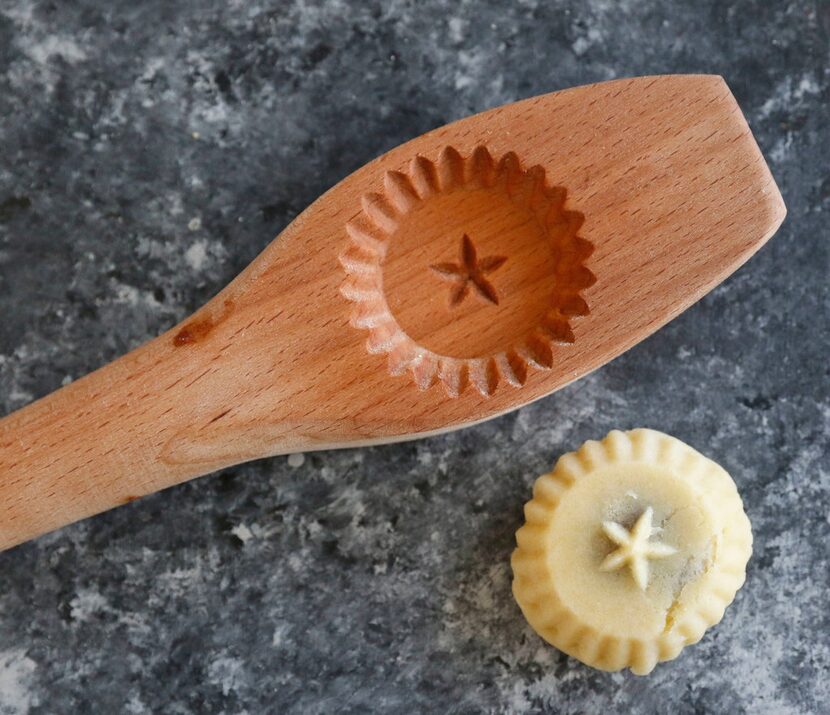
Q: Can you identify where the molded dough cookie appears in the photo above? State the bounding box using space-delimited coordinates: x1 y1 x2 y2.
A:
511 429 752 675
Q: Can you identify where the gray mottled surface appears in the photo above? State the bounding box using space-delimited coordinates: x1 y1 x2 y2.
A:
0 0 828 712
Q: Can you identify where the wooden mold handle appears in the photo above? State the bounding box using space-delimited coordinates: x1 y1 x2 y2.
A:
0 330 232 551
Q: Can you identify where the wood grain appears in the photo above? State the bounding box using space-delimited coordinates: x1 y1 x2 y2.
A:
0 75 785 551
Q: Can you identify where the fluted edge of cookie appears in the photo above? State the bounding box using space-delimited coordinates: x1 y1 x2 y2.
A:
511 428 753 675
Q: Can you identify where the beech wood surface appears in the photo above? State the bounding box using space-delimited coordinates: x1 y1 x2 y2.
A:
0 75 785 551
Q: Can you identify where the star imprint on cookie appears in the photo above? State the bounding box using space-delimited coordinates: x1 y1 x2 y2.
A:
599 506 677 590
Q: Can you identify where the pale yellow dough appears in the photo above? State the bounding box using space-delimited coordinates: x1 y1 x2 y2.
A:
511 429 752 675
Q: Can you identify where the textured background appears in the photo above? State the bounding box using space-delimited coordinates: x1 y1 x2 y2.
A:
0 1 828 713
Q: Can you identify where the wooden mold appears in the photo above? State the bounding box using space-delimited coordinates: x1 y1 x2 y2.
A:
0 75 785 551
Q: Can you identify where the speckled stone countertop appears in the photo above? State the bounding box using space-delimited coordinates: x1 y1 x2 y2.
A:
0 1 827 713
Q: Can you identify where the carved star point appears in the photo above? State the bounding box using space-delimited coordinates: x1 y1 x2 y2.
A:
599 506 677 590
430 234 507 307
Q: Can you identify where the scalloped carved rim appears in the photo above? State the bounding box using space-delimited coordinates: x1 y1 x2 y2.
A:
338 146 595 397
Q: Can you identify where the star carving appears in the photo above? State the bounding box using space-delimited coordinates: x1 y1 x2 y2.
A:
599 506 677 590
430 234 507 307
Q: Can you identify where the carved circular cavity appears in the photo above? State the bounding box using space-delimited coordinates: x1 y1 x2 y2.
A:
383 186 558 358
339 146 595 397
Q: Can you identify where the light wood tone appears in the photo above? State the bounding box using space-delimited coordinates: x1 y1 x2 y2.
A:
0 75 785 551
